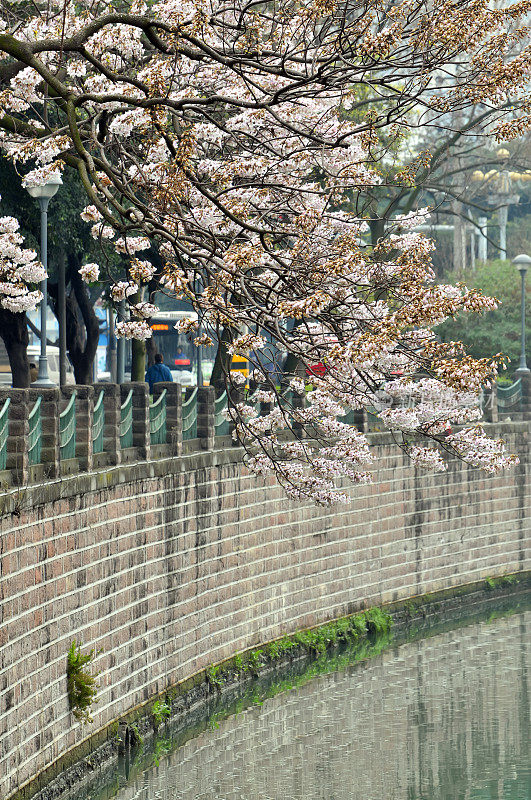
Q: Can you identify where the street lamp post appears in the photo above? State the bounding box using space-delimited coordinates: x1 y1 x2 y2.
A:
108 304 117 382
512 254 531 376
26 175 62 386
196 275 203 387
116 300 126 383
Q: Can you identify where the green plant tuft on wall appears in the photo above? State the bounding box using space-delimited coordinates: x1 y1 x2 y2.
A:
151 699 171 728
129 723 143 747
364 607 392 636
206 665 225 690
203 605 394 693
66 641 99 725
485 575 519 591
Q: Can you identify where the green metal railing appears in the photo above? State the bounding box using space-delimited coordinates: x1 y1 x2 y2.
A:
246 389 261 418
92 390 105 454
182 388 198 440
497 379 522 412
150 389 167 445
0 398 10 471
59 392 77 460
339 409 356 426
214 390 230 436
120 390 134 449
28 396 42 465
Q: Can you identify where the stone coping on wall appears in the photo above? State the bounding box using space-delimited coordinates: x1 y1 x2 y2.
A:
0 419 526 513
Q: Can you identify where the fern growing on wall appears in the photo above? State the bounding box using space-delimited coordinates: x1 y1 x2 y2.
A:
66 641 99 724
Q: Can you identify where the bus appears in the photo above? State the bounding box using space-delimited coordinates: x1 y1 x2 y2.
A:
149 311 250 386
149 311 215 386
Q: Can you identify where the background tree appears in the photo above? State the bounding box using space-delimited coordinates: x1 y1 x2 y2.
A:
0 0 529 499
351 111 530 267
0 158 143 383
437 259 531 370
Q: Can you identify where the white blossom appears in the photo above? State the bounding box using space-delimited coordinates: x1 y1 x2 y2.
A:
110 281 138 301
115 320 153 340
79 263 100 283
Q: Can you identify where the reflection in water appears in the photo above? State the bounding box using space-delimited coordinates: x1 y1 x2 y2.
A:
97 611 530 800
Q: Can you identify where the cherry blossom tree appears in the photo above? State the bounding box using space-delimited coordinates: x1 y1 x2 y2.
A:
0 0 529 499
0 196 46 385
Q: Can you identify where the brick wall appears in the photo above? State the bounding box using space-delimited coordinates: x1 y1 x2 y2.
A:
0 423 529 799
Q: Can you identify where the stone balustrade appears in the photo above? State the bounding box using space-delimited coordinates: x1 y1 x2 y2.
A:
0 382 232 486
0 374 530 488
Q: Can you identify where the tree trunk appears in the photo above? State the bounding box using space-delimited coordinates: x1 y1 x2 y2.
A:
131 338 146 381
145 334 156 368
145 277 157 369
210 325 235 392
369 216 385 247
49 252 100 384
130 289 146 381
0 309 30 387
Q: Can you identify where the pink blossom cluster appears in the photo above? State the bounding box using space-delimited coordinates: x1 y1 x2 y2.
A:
79 263 100 283
446 427 519 473
110 282 138 301
0 196 45 314
115 320 153 340
0 0 525 500
131 301 159 319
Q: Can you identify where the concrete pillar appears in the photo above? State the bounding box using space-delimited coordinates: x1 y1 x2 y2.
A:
121 382 150 460
482 384 498 424
520 373 531 420
478 216 488 262
28 387 60 478
291 388 305 436
353 408 369 433
153 382 182 453
93 383 121 465
0 388 29 485
227 386 244 445
61 385 94 471
499 205 508 260
197 386 215 450
452 202 467 274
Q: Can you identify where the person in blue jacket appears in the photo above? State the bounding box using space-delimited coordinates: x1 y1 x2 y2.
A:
145 353 173 392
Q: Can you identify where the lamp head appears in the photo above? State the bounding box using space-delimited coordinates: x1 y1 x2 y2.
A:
25 173 63 200
512 253 531 275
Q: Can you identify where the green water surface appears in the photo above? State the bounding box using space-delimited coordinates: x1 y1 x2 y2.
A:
79 599 530 800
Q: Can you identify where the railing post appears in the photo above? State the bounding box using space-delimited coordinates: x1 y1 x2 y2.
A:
153 382 181 452
353 408 369 433
228 385 244 445
121 382 150 460
520 374 531 420
93 383 121 465
197 386 215 450
483 384 498 424
28 387 60 478
62 385 94 471
0 389 29 485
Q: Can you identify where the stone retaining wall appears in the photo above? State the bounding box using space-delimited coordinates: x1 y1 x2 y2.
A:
0 422 529 799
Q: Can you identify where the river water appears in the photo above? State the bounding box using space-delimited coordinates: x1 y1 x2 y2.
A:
82 605 530 800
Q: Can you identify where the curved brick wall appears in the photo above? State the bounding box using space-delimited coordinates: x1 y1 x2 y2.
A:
0 423 530 799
